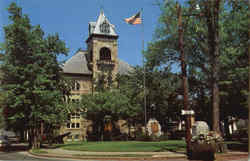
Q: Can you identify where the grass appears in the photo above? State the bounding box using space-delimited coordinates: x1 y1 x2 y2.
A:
31 149 48 154
73 154 153 157
57 140 186 152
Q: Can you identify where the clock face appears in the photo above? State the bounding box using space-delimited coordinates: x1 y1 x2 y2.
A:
100 20 110 34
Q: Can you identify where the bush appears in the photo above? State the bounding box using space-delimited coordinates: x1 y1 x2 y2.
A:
134 132 168 141
112 134 129 141
135 132 152 141
170 130 185 140
158 133 169 141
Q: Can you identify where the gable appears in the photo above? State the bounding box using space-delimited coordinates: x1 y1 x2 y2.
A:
89 11 117 37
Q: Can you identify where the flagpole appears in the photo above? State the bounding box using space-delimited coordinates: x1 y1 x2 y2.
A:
141 8 147 135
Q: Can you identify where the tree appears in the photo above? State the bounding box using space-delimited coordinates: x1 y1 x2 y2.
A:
0 106 5 129
0 3 70 149
80 89 140 140
117 66 183 132
146 0 249 134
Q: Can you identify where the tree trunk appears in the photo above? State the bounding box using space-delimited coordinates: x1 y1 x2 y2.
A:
177 4 191 155
212 62 220 133
212 0 221 134
205 0 221 134
29 127 41 149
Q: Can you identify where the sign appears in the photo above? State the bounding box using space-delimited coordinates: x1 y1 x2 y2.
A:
181 110 195 115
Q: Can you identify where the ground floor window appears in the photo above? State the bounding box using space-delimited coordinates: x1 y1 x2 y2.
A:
67 122 80 129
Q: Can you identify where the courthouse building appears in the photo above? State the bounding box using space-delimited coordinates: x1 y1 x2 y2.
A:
60 11 132 141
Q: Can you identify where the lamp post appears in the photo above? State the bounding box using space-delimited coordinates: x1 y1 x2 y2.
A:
151 103 156 118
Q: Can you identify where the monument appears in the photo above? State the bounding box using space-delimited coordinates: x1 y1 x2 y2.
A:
146 118 162 137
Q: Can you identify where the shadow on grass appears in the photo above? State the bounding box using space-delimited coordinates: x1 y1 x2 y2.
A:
154 144 186 154
53 143 83 149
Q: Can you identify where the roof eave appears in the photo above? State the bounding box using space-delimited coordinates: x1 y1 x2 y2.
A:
86 34 119 43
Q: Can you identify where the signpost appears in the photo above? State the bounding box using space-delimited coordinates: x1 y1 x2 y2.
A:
181 110 195 116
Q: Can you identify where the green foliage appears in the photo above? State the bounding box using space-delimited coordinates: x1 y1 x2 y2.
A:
0 3 70 148
81 89 140 126
0 108 5 129
117 66 182 129
80 85 141 140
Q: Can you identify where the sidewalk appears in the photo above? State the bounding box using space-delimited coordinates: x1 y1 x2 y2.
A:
29 147 249 161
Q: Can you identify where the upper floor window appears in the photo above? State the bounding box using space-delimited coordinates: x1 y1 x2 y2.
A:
71 113 80 119
100 47 111 60
100 20 110 34
72 80 80 91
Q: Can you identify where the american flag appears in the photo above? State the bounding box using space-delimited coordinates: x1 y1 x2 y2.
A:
124 11 142 25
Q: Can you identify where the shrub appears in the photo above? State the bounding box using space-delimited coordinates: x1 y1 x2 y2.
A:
170 130 185 140
135 132 152 141
158 133 169 141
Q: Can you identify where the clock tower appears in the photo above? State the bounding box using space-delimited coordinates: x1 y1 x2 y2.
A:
86 10 119 89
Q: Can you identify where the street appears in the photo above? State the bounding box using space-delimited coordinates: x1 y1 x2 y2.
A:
1 151 90 161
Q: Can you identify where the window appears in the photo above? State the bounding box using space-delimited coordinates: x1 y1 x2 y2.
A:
76 82 80 90
75 134 79 139
100 47 111 60
89 50 93 61
67 122 80 129
67 112 81 129
100 20 110 33
71 113 80 119
72 81 80 91
67 135 72 139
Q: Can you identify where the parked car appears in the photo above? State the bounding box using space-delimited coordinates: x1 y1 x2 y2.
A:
0 135 11 151
0 130 19 143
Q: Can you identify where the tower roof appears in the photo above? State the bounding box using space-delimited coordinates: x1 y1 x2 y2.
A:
88 10 117 37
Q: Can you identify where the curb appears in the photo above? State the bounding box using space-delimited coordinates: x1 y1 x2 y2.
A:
28 150 248 161
28 150 188 160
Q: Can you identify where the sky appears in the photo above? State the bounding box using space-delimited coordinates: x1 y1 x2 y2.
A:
0 0 184 66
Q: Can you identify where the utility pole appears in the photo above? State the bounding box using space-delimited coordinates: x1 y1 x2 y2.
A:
248 26 250 161
177 4 191 156
248 0 250 157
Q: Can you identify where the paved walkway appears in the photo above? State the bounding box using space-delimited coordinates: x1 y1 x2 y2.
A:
30 148 249 161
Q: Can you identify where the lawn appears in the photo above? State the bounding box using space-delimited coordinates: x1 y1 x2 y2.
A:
57 140 186 152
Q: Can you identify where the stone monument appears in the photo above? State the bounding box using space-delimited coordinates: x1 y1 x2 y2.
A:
192 121 209 136
146 118 162 137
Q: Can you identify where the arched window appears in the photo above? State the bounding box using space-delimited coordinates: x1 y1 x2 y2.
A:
100 47 111 60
